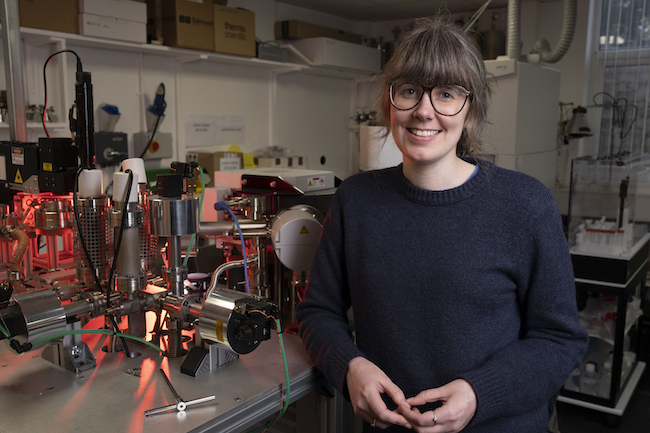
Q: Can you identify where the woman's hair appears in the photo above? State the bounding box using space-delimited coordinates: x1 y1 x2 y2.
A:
379 17 489 156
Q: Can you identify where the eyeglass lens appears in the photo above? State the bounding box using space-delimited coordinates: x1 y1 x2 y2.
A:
391 83 468 115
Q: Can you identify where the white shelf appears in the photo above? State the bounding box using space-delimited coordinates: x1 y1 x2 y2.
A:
19 27 374 79
0 122 67 130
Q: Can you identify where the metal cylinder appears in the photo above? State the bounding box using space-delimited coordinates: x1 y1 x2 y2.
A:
198 288 261 354
10 289 66 352
166 318 184 358
166 236 186 296
138 185 158 272
113 202 145 294
74 196 112 285
34 197 72 230
148 195 200 237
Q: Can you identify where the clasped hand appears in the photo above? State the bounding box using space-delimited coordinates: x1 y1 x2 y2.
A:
346 357 477 432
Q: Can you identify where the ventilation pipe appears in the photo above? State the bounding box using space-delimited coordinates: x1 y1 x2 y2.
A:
507 0 577 63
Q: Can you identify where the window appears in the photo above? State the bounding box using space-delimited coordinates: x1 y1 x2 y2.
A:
594 0 650 160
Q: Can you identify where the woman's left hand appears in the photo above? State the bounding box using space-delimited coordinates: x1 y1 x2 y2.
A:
399 379 477 432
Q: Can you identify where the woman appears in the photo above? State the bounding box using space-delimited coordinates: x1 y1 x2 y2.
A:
296 17 587 433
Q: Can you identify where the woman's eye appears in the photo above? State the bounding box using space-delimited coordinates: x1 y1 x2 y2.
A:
402 87 418 97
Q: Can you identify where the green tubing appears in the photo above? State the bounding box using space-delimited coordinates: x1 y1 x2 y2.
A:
0 322 10 339
29 329 167 355
248 319 291 433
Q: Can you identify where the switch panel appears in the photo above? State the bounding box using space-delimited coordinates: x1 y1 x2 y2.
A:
134 131 173 160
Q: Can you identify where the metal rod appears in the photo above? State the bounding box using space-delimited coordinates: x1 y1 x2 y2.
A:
0 0 28 142
159 368 182 404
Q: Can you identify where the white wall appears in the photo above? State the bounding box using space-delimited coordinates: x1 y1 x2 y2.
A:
0 0 594 188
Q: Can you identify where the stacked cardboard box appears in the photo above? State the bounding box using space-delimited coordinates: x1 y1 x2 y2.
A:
80 0 147 43
19 0 80 34
275 20 363 45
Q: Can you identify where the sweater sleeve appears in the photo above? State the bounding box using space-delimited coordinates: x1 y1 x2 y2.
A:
462 194 588 425
296 190 365 394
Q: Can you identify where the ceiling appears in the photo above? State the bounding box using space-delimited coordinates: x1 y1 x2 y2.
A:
276 0 518 22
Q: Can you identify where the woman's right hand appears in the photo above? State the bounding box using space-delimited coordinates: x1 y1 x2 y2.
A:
346 356 413 429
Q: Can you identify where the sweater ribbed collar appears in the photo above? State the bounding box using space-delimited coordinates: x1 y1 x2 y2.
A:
395 157 493 206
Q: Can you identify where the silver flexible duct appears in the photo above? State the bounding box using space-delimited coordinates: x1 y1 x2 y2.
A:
506 0 522 60
532 0 577 63
507 0 577 64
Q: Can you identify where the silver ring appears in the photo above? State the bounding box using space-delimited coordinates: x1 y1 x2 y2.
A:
433 409 438 425
371 418 377 428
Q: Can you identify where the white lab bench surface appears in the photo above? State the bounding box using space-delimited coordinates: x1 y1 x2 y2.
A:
0 327 324 433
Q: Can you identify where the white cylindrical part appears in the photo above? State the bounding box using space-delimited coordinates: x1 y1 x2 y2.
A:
113 172 139 203
78 169 103 198
122 158 147 184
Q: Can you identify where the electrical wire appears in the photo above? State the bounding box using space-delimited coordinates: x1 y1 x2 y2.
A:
215 201 251 294
0 319 10 339
138 83 166 159
182 165 206 268
246 314 290 433
31 329 166 356
42 50 82 137
107 169 134 294
592 91 638 157
72 167 131 355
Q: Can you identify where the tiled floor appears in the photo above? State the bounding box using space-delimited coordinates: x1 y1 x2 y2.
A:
557 319 650 432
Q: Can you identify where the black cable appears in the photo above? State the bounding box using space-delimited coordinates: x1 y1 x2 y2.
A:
43 50 82 137
107 169 133 294
73 167 131 356
138 83 165 159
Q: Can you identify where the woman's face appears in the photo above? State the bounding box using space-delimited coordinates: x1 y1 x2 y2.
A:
390 87 469 167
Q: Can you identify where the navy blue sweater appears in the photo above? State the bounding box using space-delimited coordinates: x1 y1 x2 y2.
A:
296 160 588 432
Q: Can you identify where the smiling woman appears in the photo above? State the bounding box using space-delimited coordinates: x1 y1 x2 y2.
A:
297 16 588 433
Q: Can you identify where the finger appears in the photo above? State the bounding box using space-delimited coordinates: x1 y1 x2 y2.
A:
399 406 433 427
406 388 443 406
371 407 413 429
382 380 409 407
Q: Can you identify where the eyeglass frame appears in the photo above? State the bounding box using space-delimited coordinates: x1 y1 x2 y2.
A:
389 82 473 116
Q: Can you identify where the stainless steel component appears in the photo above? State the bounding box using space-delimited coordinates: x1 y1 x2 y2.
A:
34 197 73 230
166 317 184 358
112 202 146 295
124 367 141 377
148 195 200 237
198 220 267 235
144 369 216 416
0 0 28 142
161 293 201 323
165 235 186 296
111 202 144 229
41 320 96 373
74 196 112 285
197 288 272 354
138 185 158 272
9 289 66 351
205 255 258 298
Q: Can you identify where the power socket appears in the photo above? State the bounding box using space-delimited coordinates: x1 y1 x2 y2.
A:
134 131 173 159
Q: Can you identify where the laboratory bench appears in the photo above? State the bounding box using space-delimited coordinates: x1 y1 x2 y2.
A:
0 325 326 433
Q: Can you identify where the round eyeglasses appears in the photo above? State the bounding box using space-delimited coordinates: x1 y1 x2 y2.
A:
389 82 472 116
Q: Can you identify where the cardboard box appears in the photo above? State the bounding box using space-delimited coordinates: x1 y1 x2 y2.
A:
213 6 255 57
286 37 381 73
150 0 214 51
255 157 289 168
80 13 147 43
19 0 79 34
80 0 147 23
275 20 362 45
192 151 243 186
